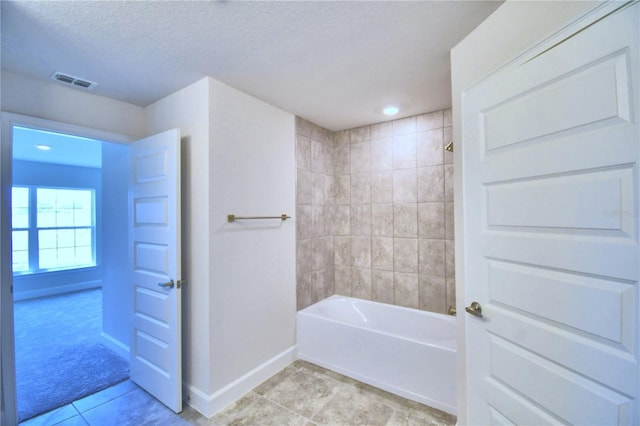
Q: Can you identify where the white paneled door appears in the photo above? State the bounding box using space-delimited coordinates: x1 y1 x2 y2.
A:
129 129 182 413
463 3 639 424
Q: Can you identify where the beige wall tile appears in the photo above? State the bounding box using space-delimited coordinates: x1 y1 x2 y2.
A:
372 270 394 304
333 175 351 205
446 277 456 313
297 272 313 310
334 130 350 145
352 267 372 299
296 205 313 240
311 205 326 237
350 126 371 143
445 240 455 278
334 236 352 266
350 205 371 236
296 238 313 274
392 169 417 203
371 237 394 271
419 274 446 314
333 142 351 175
393 238 418 273
351 236 372 268
296 112 454 314
334 266 352 296
444 165 454 202
331 205 351 236
371 171 393 204
312 123 332 142
311 139 327 173
418 239 445 277
394 272 419 309
312 237 331 271
417 166 444 203
418 203 445 239
297 168 312 205
417 110 444 131
351 141 371 174
371 204 394 237
318 266 335 301
392 116 417 136
392 133 417 169
371 138 393 172
393 203 418 238
296 135 312 170
417 129 443 167
445 202 454 241
351 173 371 205
296 117 313 138
325 267 336 299
370 121 392 140
326 175 336 206
311 172 328 205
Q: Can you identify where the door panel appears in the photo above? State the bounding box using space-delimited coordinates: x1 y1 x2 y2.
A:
483 50 631 152
486 168 632 231
129 128 182 413
463 4 639 424
487 260 633 344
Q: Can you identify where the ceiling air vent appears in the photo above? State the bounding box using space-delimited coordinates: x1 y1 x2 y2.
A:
51 72 97 90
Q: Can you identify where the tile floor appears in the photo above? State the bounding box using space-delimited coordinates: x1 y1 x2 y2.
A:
22 360 456 426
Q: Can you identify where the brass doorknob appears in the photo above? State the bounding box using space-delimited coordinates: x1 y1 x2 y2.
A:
465 301 482 317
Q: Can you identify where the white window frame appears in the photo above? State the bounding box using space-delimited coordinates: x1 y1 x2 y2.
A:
12 185 97 275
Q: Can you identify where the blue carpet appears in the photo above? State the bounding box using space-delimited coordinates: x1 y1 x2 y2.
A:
14 289 129 422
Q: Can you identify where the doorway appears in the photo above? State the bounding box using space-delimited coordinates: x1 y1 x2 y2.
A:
3 117 133 422
2 114 183 424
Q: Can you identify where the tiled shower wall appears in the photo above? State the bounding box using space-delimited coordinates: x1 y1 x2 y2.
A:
296 109 454 314
296 119 336 310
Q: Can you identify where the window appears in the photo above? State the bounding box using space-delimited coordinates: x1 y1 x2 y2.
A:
11 187 29 273
12 186 96 274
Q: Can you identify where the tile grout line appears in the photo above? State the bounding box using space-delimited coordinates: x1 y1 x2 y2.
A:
267 362 349 425
268 363 327 424
256 393 315 425
303 384 346 425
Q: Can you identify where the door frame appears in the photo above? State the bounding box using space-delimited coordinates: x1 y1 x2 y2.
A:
0 112 134 425
454 0 638 423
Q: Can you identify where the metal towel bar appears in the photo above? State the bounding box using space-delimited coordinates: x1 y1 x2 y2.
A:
227 214 291 223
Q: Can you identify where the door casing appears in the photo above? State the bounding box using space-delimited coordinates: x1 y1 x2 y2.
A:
0 112 134 425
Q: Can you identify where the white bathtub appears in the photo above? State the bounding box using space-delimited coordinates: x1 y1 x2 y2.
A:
296 295 457 415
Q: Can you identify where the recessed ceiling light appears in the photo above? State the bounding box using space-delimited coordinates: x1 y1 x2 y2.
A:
36 144 52 151
383 106 399 116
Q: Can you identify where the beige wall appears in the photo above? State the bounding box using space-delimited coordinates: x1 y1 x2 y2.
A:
207 79 296 401
145 77 213 400
296 109 454 313
147 77 297 416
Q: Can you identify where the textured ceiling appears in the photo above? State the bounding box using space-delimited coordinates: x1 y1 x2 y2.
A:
2 1 502 131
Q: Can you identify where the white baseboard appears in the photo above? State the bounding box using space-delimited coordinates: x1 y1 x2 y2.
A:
183 345 297 418
13 280 102 301
100 332 129 360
